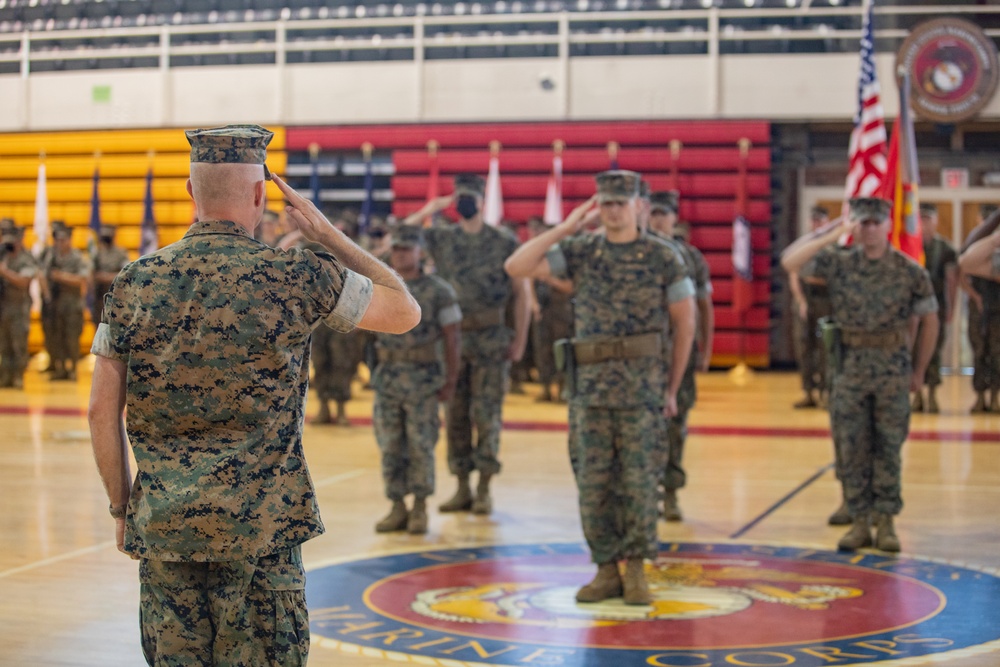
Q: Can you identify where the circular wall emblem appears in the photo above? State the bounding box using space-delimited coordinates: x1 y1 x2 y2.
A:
307 542 1000 666
897 17 999 123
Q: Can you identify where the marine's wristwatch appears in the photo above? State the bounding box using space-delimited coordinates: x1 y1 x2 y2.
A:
109 504 127 520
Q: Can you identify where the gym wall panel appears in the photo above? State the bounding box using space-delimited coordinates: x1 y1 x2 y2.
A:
27 70 164 131
285 62 420 125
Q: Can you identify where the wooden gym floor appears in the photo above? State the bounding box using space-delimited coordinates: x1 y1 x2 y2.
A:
1 360 998 666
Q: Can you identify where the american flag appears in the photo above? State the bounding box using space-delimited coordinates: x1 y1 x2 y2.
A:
845 0 888 198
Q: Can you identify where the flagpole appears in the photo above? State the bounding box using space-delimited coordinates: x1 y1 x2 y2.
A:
425 139 439 227
729 138 755 386
607 141 619 170
669 139 682 191
359 142 374 237
308 142 321 207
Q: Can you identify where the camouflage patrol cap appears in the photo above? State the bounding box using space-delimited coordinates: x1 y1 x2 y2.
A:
639 180 651 200
918 202 937 216
0 217 14 233
848 197 892 223
454 173 486 197
595 170 641 203
1 225 23 243
809 205 829 220
391 225 424 249
650 190 680 214
980 203 998 219
52 223 73 240
185 124 274 180
99 224 116 237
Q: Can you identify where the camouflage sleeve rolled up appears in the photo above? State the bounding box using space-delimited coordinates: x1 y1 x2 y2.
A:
992 249 1000 278
648 234 695 304
687 243 713 300
435 278 462 326
909 263 938 317
306 249 374 333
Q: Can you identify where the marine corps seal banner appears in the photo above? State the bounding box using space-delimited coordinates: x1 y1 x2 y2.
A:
897 17 999 124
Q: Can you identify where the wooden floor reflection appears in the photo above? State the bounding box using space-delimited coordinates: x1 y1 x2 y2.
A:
1 362 998 666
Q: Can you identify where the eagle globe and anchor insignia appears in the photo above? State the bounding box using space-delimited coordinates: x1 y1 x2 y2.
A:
306 542 1000 666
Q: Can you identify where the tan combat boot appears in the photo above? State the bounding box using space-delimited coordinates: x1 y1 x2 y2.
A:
575 563 623 603
910 390 924 412
837 514 873 551
874 513 901 553
663 489 683 522
793 392 817 409
316 400 331 424
407 497 428 535
472 473 493 515
623 558 653 605
439 475 473 512
926 387 940 414
334 401 350 426
375 500 409 533
827 499 851 526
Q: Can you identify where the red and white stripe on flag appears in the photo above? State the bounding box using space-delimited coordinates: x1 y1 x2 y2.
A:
845 0 888 199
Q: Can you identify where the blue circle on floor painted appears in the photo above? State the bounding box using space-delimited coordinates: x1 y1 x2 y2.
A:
306 542 1000 666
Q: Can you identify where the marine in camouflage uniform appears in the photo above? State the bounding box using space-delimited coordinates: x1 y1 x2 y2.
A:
311 324 365 425
962 205 1000 413
789 206 833 409
371 225 462 535
406 174 531 516
91 224 131 327
37 220 67 373
527 217 574 402
88 125 420 666
506 170 696 605
46 225 91 380
0 226 39 388
782 197 938 554
911 203 958 414
647 190 714 523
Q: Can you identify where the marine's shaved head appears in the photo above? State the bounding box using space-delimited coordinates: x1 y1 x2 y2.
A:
190 162 264 206
188 162 267 230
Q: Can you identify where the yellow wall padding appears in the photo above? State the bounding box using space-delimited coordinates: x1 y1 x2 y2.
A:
0 126 288 353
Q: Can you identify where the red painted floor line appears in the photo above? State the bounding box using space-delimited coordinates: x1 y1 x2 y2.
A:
3 404 998 442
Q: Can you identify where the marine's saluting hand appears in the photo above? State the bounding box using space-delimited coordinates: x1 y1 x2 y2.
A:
272 174 335 244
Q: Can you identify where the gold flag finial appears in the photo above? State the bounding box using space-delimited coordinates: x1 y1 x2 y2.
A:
361 142 374 159
489 140 501 156
308 142 321 160
607 141 619 160
553 139 565 155
669 139 682 158
738 138 751 156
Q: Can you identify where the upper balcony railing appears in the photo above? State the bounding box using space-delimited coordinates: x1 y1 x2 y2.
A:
0 2 997 75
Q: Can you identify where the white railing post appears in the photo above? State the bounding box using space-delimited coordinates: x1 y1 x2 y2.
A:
160 25 172 126
20 30 30 130
276 20 286 124
559 11 569 119
414 17 425 120
708 6 720 117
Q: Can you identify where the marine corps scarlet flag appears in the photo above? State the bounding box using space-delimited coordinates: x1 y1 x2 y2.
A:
877 70 924 264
